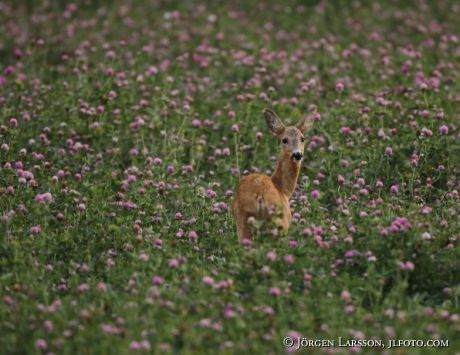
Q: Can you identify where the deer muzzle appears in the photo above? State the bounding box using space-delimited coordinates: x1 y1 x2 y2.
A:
291 152 303 162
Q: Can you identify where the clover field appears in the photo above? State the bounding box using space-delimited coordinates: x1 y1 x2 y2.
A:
1 1 460 354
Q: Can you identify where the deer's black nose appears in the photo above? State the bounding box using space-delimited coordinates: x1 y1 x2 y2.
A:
291 152 303 161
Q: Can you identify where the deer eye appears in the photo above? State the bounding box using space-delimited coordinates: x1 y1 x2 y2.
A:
301 137 305 143
282 138 288 144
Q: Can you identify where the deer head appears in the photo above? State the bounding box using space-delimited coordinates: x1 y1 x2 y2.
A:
263 106 317 162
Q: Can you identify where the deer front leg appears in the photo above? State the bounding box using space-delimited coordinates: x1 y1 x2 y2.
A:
273 206 291 234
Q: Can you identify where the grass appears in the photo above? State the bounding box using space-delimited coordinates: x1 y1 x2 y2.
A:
1 0 460 354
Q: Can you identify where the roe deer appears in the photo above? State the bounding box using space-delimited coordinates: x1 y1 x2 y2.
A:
232 106 317 243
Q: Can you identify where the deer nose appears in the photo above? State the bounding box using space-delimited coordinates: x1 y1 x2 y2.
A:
291 152 303 161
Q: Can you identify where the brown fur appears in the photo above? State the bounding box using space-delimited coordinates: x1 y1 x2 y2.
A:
232 106 317 243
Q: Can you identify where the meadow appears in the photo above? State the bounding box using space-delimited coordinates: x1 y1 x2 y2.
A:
1 0 460 354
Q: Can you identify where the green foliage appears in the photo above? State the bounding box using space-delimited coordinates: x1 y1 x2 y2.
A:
1 0 460 354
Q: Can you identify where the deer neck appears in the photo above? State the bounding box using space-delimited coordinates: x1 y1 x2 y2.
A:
270 152 300 198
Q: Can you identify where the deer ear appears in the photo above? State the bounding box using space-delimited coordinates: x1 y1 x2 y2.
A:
264 108 285 136
296 105 317 134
